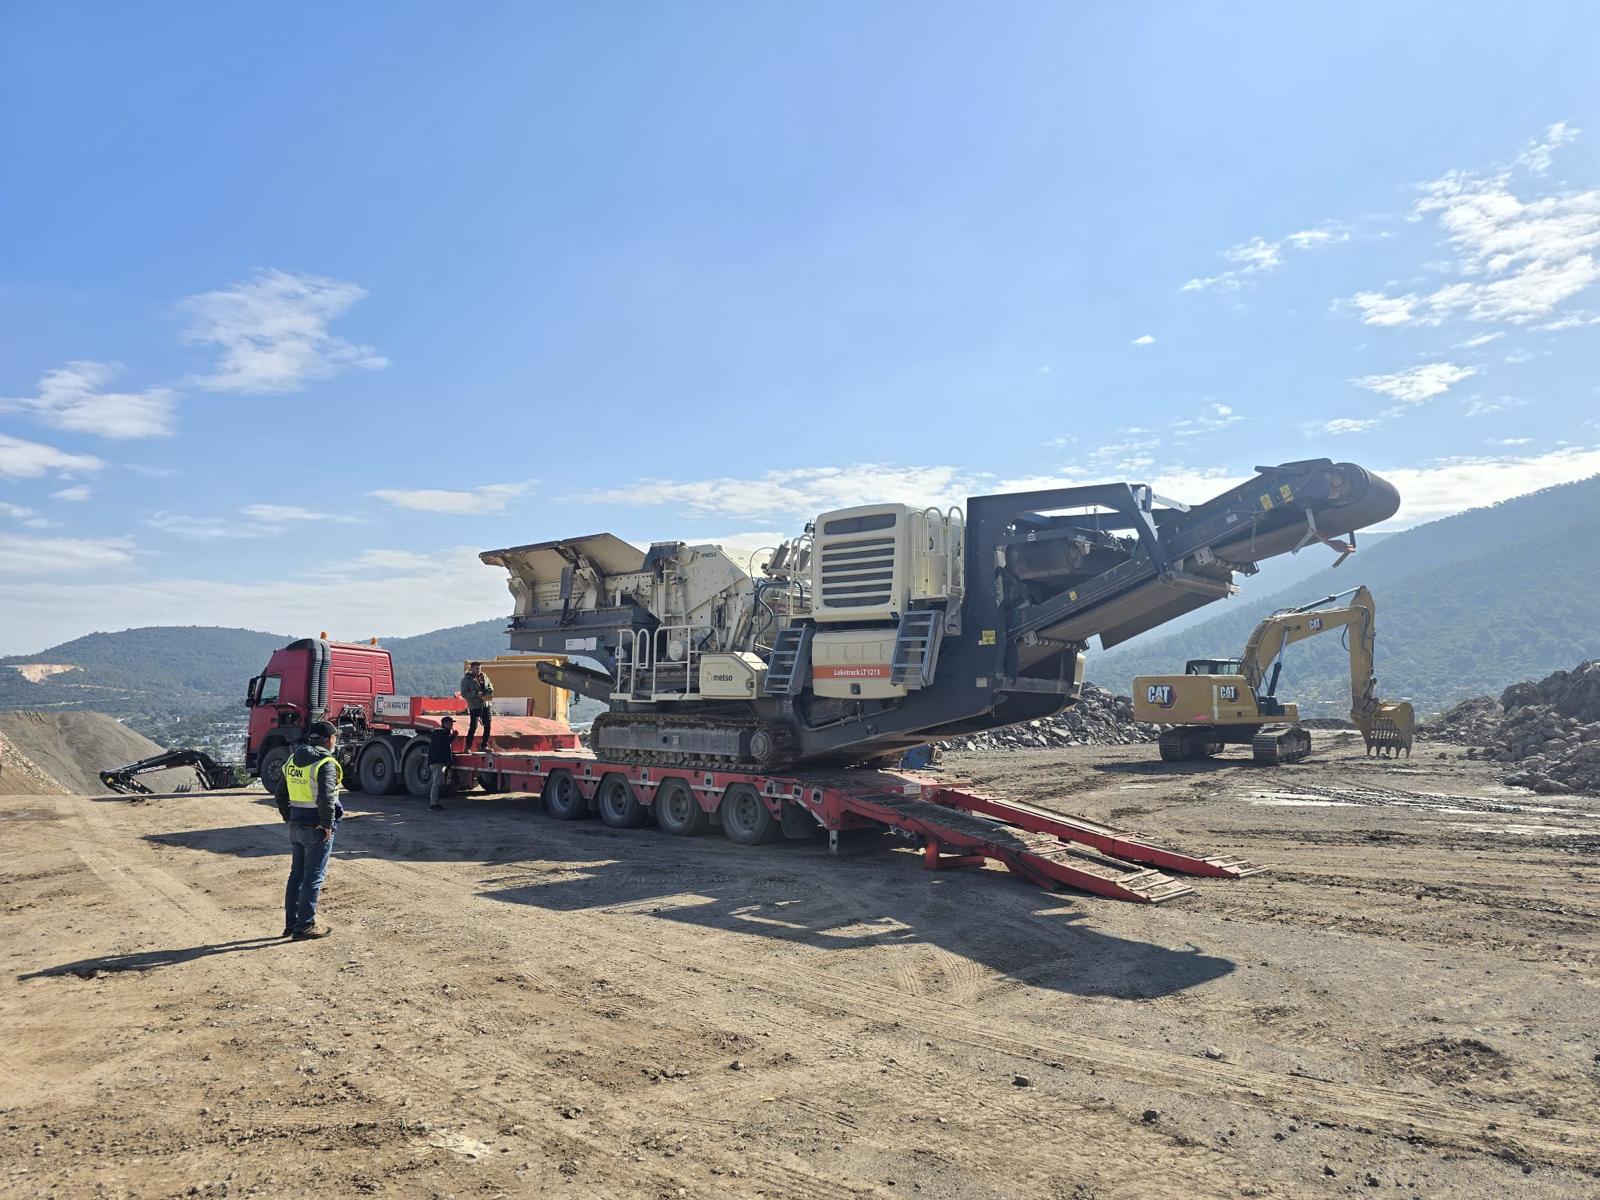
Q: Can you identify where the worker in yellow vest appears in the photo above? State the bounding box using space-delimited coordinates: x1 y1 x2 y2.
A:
277 720 344 940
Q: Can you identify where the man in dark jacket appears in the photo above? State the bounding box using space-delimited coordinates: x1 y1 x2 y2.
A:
278 720 343 940
460 661 494 751
427 715 456 811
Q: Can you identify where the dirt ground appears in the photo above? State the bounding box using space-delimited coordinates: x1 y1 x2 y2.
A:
3 733 1598 1199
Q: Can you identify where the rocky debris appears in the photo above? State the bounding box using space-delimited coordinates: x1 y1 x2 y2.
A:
1422 661 1600 795
942 683 1160 752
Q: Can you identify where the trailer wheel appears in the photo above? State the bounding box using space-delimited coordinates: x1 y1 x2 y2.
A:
401 739 436 799
259 744 291 800
541 769 587 821
654 778 709 836
721 783 780 846
357 741 402 796
596 773 647 828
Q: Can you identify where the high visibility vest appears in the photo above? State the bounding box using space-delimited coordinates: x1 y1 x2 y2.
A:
283 753 343 810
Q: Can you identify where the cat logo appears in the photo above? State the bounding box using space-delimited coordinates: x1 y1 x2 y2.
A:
1146 683 1176 708
1309 617 1323 631
1218 684 1239 702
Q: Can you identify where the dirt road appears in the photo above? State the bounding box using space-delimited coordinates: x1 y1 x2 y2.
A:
3 735 1598 1198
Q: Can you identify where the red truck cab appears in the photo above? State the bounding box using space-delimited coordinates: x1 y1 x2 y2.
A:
246 638 395 795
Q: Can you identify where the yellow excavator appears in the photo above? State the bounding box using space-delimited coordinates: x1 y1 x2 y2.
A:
1131 585 1413 765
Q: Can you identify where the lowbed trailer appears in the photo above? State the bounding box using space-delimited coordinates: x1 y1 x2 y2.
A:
441 739 1264 904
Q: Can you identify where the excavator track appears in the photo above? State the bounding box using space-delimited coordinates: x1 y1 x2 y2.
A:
591 711 801 773
1251 723 1312 765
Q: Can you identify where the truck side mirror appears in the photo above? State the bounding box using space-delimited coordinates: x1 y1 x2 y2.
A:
246 675 261 707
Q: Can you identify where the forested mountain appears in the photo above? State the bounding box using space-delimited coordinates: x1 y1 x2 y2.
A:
1087 474 1600 716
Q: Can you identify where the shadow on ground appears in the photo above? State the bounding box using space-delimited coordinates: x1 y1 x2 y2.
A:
19 937 286 980
142 790 1237 1001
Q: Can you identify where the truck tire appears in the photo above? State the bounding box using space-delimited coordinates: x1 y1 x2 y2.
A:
259 744 291 801
401 739 435 799
596 773 647 828
721 783 780 846
654 778 709 836
541 769 587 821
358 741 402 796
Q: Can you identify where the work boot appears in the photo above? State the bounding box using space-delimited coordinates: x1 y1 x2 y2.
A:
429 802 444 811
281 926 292 938
291 924 333 941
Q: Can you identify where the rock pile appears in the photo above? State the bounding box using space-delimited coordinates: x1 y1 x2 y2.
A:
941 683 1160 752
1427 661 1600 795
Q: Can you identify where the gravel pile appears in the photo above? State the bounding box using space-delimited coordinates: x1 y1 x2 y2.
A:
1431 661 1600 795
942 682 1160 752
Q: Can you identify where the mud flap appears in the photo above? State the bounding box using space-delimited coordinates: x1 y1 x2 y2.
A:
780 800 817 841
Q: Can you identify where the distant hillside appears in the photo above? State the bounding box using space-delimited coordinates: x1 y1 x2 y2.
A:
1088 474 1600 716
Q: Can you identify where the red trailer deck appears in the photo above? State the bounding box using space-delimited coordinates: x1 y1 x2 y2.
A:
437 739 1263 905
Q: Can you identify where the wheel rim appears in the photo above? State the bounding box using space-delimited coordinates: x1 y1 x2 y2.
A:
728 793 761 835
665 790 692 823
548 774 578 812
601 780 630 819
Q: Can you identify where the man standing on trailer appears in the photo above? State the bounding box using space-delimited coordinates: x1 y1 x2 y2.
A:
461 661 495 751
427 715 456 811
278 720 343 940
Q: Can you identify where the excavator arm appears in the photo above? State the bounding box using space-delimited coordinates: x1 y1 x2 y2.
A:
99 748 245 796
1239 585 1412 755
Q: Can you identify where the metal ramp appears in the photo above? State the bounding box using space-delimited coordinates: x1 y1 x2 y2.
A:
764 625 812 695
792 770 1262 903
890 610 943 687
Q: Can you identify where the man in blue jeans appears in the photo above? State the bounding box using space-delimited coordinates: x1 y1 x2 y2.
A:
278 720 344 940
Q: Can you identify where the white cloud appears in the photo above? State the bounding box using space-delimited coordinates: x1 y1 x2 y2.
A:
1487 437 1532 445
1131 334 1156 346
583 465 971 521
1536 312 1600 331
1464 395 1527 418
1325 418 1380 434
1516 121 1580 174
1458 331 1505 348
3 361 177 439
1169 403 1240 437
0 532 135 576
0 501 54 529
1347 126 1599 327
352 549 437 571
1353 362 1477 404
0 546 506 654
1381 446 1600 525
239 503 355 523
181 269 388 393
1182 225 1349 292
125 463 175 479
370 482 529 514
146 511 277 540
51 485 92 502
0 433 104 480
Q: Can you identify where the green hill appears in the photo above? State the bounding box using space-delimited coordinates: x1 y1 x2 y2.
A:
1087 474 1600 716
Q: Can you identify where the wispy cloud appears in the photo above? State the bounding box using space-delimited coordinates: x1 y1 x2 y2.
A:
239 503 356 524
1345 123 1598 327
51 485 93 502
0 532 135 575
1324 417 1380 434
1169 403 1240 437
370 482 529 515
1131 334 1156 346
146 511 278 540
2 361 176 439
1181 225 1349 292
0 501 55 529
1457 331 1505 348
181 269 388 393
0 433 104 481
1353 362 1477 404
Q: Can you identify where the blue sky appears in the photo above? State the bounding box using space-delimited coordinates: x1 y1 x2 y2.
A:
2 3 1597 653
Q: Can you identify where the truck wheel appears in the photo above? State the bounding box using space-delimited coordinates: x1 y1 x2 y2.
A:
259 744 291 800
541 769 587 821
358 742 402 796
654 778 709 836
596 773 647 828
721 783 780 846
401 740 435 799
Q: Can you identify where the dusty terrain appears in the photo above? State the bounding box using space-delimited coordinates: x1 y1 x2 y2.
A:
0 711 198 796
3 733 1598 1198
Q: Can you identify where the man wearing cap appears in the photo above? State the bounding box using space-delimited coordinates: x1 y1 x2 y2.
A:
427 715 456 811
460 661 495 752
278 720 344 940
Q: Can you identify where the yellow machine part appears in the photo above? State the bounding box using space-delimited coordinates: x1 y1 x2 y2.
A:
1131 674 1298 727
471 655 570 723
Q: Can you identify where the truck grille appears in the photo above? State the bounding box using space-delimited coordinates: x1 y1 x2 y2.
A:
818 537 896 609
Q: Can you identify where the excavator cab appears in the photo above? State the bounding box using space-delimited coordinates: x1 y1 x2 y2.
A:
1184 658 1243 676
